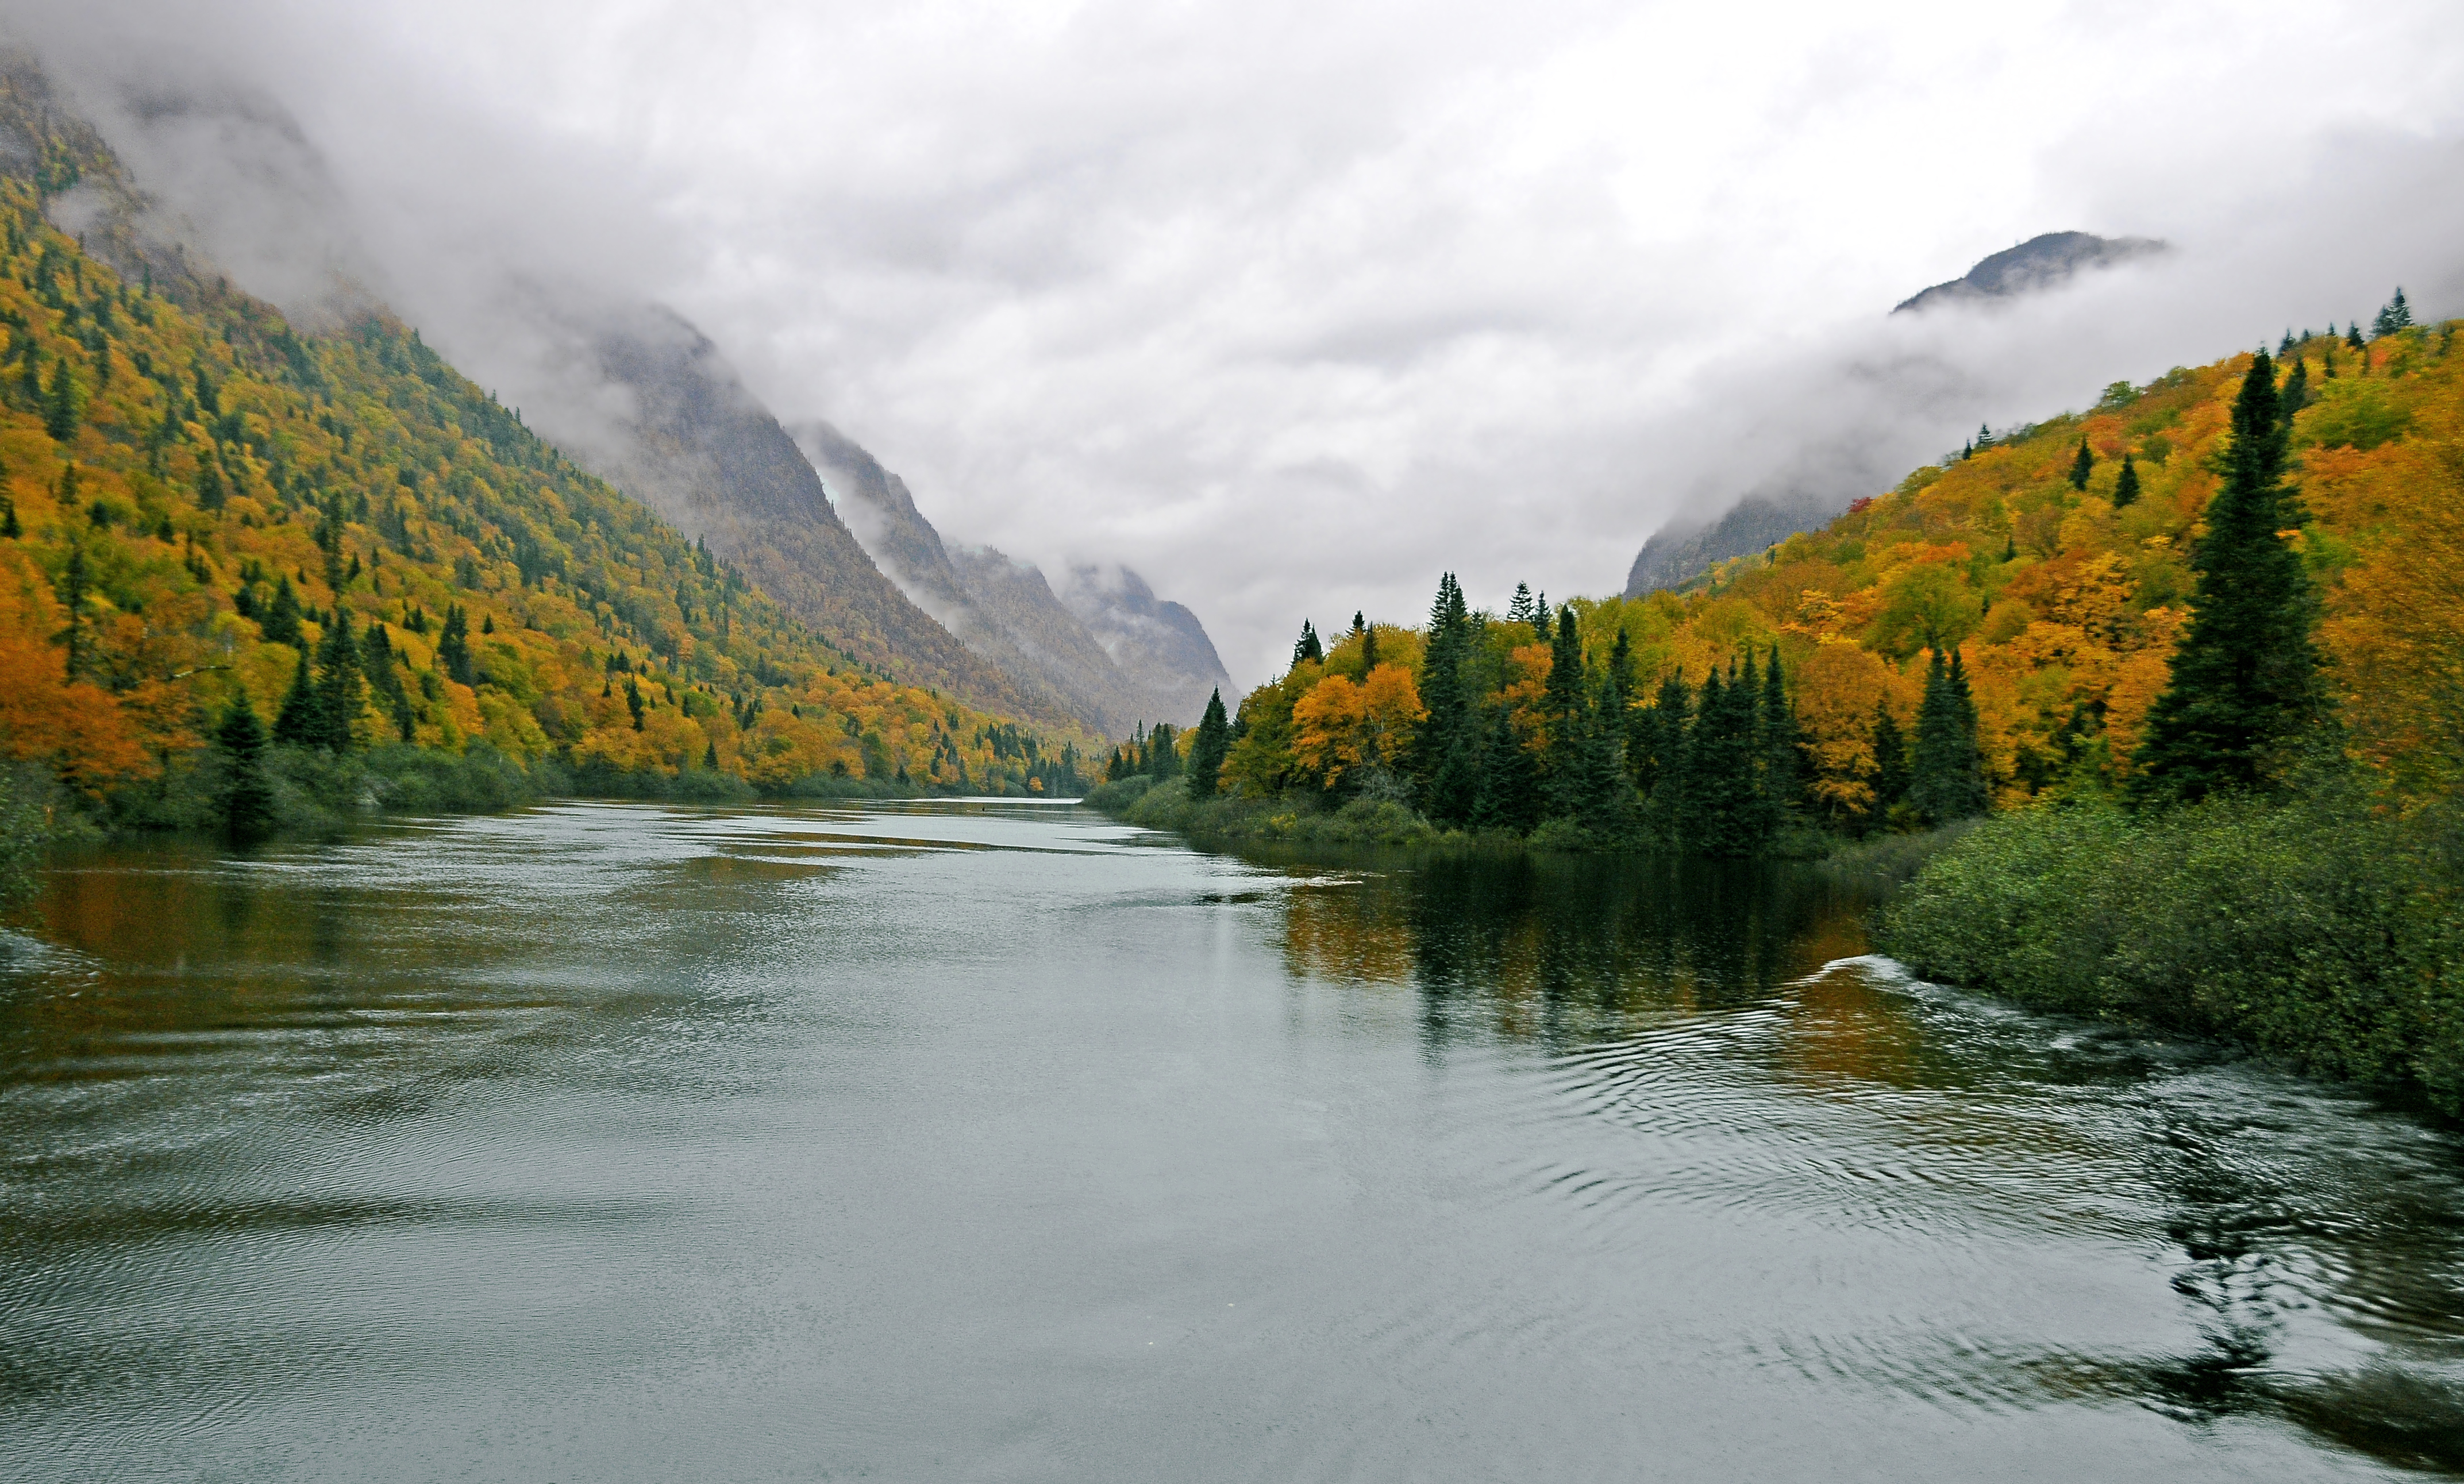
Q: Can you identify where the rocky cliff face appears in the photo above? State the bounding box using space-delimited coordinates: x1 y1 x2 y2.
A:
1058 564 1234 726
571 309 1060 725
1626 231 2172 595
1623 494 1837 598
1892 230 2166 314
798 421 1231 733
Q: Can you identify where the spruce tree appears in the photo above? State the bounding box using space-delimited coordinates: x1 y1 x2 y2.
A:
1758 647 1803 836
41 354 77 441
1188 688 1231 799
1359 622 1379 674
2372 288 2412 338
55 545 90 681
1506 583 1533 625
2131 350 2326 803
1470 706 1539 832
1539 605 1591 820
2278 356 2307 423
1869 700 1909 827
1633 670 1687 802
437 603 475 685
1676 660 1758 855
626 677 645 730
1415 574 1478 823
1 494 17 538
212 696 276 842
1146 722 1181 780
2346 322 2365 350
261 574 303 647
274 650 319 746
1909 650 1988 823
311 607 364 751
2112 454 2140 508
1292 619 1322 666
2068 438 2093 491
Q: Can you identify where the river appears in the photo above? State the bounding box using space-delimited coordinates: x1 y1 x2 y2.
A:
3 800 2459 1479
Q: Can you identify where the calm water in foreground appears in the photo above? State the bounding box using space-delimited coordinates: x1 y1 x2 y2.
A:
3 800 2461 1481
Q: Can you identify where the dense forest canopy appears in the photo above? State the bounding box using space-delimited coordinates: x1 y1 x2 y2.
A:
1185 306 2459 848
0 161 1092 826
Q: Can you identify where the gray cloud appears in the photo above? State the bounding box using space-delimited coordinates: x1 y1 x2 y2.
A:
5 0 2461 682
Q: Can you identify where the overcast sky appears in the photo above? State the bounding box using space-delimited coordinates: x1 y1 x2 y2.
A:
10 0 2464 681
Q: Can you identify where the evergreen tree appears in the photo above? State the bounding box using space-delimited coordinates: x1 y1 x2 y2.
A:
437 603 475 685
2372 288 2412 338
2068 438 2093 491
1633 670 1687 802
2112 454 2140 508
625 677 645 730
1506 583 1533 625
1146 722 1181 780
260 574 303 647
1359 622 1379 673
1909 649 1988 823
1539 605 1591 819
311 606 364 751
273 650 319 746
1415 573 1479 823
2278 355 2308 423
41 353 77 441
2346 322 2365 350
55 545 90 681
1292 619 1322 666
1758 647 1803 836
211 696 275 842
1470 706 1540 832
1 494 17 538
1675 660 1759 855
1187 688 1231 799
2131 350 2326 803
1869 699 1909 828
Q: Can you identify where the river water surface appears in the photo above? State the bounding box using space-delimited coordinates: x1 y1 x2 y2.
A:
3 800 2461 1480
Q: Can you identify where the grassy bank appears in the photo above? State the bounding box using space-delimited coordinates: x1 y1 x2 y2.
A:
1085 775 1460 850
1877 784 2464 1115
1083 774 1877 862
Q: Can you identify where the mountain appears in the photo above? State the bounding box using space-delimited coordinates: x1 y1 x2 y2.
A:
0 55 1091 815
562 307 1068 728
1623 494 1835 598
1892 231 2166 314
1230 313 2461 818
799 419 1233 731
1624 231 2175 597
1057 564 1235 724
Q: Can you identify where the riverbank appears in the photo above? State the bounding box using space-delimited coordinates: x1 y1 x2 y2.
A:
1877 783 2464 1116
1085 773 1854 857
1091 771 2464 1119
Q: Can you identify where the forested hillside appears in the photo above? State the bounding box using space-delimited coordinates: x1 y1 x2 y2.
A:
0 95 1089 835
1152 304 2458 847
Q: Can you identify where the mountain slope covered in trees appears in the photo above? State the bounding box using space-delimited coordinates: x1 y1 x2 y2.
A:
1135 307 2458 850
0 68 1091 829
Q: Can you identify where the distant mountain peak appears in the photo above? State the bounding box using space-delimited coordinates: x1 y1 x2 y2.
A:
1893 230 2166 314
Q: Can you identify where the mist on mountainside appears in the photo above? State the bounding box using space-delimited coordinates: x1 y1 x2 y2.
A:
4 1 2461 680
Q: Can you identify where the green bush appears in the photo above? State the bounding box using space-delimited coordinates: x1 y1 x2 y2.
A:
1880 784 2463 1112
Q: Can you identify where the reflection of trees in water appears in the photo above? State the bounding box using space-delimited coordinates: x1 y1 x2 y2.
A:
1276 854 1871 1048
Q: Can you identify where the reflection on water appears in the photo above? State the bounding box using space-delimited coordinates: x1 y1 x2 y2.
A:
2 802 2459 1481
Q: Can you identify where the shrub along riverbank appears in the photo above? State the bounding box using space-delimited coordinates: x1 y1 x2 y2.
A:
1879 780 2464 1116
